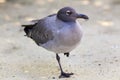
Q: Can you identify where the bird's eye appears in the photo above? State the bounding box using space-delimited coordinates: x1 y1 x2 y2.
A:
66 10 72 16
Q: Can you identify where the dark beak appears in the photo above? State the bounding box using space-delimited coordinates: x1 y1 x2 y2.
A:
77 14 89 20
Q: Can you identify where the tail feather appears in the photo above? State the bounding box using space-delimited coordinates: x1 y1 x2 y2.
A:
22 24 36 37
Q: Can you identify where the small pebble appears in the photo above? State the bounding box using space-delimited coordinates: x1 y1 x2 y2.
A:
52 77 56 79
98 64 101 66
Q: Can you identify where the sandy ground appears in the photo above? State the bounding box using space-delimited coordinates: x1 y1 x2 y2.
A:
0 0 120 80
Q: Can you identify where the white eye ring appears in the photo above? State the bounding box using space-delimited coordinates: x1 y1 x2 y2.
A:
66 10 72 15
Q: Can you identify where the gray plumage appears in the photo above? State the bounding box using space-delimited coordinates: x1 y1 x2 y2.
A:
30 19 54 45
22 7 89 78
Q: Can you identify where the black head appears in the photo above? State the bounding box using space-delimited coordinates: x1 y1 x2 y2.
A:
57 7 89 22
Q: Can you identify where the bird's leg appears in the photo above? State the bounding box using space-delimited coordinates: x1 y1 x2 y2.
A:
56 54 73 78
64 52 69 57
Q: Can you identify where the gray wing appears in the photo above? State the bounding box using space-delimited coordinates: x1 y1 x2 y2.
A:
22 19 54 45
31 19 54 45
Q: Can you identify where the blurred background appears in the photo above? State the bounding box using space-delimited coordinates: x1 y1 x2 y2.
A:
0 0 120 80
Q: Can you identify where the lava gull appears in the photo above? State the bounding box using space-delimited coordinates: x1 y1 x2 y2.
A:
22 7 89 78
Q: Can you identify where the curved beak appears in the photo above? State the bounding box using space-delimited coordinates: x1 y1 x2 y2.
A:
77 14 89 20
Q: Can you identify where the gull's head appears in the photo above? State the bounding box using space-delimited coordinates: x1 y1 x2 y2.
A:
57 7 89 22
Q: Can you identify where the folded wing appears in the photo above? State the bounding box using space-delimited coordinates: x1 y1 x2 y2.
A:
22 19 54 45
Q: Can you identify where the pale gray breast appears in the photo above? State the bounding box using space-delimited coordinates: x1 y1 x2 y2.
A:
56 21 83 46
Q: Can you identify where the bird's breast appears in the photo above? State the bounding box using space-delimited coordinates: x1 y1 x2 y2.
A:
57 23 83 46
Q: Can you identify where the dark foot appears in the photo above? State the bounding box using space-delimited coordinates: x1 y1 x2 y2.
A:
59 72 74 78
